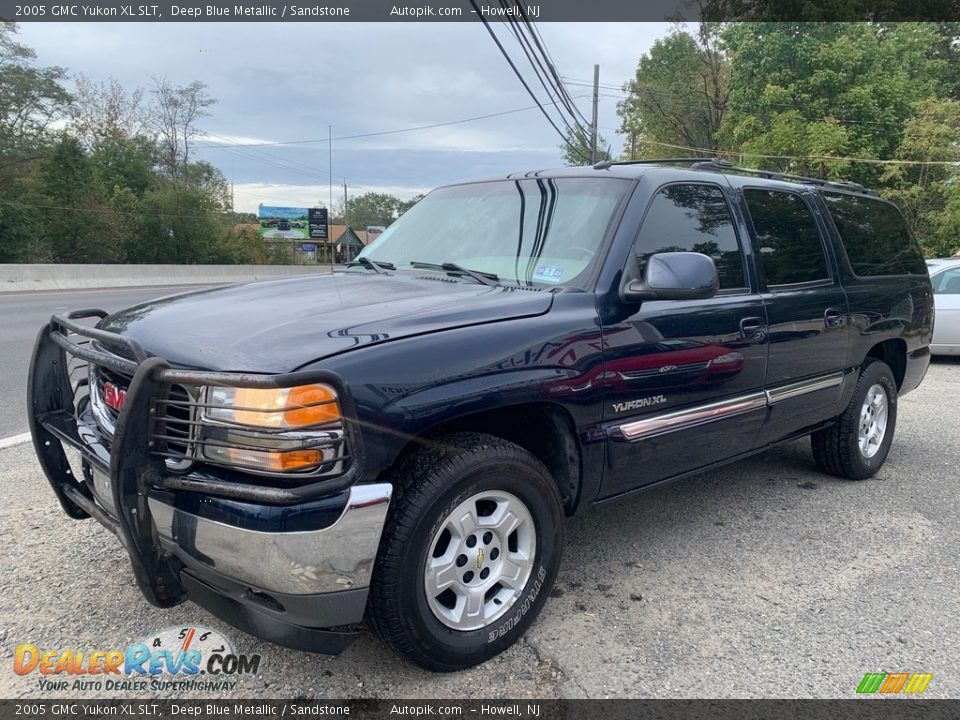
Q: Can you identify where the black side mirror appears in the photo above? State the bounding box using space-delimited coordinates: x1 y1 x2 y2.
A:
622 251 719 303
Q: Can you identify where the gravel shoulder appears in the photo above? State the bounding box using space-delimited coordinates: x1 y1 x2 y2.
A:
1 359 958 699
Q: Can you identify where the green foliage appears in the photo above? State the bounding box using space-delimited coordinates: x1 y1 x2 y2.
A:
0 23 263 265
618 24 728 157
0 22 71 150
617 21 960 256
344 192 403 229
560 126 611 166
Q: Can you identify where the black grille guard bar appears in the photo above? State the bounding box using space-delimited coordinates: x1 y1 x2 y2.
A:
28 309 368 608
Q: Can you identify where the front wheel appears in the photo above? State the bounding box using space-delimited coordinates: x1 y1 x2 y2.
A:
811 359 898 480
367 432 564 672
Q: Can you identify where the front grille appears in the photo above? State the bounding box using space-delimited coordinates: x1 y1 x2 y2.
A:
155 384 199 471
90 366 198 471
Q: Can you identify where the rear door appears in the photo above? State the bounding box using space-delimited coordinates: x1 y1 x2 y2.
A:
932 265 960 349
738 186 851 443
599 181 769 498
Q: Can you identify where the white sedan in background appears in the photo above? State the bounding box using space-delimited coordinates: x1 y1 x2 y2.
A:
928 258 960 355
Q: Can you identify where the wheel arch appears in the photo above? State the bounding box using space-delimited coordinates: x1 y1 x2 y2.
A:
384 402 584 515
865 338 907 391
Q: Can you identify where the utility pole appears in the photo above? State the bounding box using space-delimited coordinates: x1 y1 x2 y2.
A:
590 64 600 164
328 125 333 266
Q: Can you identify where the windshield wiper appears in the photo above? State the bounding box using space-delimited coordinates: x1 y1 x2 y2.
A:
410 261 500 287
347 257 395 274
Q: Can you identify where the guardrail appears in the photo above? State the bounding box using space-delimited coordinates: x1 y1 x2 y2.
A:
0 263 341 293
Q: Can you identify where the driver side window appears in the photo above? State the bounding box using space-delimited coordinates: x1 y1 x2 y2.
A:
634 184 746 291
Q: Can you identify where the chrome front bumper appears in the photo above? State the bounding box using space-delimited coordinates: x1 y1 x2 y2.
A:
149 483 393 596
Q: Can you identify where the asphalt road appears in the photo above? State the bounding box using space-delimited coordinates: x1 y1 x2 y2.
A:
1 359 957 699
0 286 217 438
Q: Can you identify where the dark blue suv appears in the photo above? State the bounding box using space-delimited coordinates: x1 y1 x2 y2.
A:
28 159 933 671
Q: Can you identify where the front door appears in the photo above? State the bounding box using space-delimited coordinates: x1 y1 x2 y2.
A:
599 182 769 499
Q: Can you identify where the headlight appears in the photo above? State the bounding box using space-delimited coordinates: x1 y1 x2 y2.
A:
205 384 341 429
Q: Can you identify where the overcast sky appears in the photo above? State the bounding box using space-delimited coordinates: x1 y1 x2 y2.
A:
20 22 672 213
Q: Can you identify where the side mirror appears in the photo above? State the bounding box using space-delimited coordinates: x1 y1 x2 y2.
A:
622 251 719 303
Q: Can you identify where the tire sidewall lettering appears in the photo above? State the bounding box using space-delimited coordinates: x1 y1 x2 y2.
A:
487 564 548 643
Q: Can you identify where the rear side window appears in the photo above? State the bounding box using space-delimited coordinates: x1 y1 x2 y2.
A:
744 189 830 286
634 184 746 290
932 267 960 294
822 192 927 276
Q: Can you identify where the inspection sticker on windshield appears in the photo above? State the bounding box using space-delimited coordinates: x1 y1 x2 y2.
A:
533 264 565 283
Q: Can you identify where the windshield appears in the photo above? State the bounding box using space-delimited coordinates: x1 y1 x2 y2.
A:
358 177 631 287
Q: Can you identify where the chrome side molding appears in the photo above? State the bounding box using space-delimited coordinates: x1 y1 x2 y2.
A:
618 370 845 442
764 370 844 404
620 393 767 441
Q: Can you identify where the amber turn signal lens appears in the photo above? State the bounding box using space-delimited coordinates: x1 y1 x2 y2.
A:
207 384 341 428
203 446 323 472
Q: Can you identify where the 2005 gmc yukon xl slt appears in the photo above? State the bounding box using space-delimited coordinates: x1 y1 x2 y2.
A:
29 159 933 671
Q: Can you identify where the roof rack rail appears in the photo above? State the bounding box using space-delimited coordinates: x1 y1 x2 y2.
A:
592 157 716 170
593 157 877 196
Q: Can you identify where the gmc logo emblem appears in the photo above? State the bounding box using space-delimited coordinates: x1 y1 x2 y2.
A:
102 382 126 412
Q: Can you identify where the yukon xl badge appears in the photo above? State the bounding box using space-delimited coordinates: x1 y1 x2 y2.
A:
612 395 668 413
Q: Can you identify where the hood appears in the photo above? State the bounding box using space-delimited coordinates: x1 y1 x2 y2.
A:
97 272 554 372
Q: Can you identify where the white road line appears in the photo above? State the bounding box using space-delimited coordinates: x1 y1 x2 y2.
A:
0 432 32 450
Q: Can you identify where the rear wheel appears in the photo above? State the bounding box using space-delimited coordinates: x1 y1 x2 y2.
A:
367 432 563 672
811 359 898 480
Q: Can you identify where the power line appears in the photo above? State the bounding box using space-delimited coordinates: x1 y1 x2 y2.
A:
192 99 585 150
507 3 592 133
518 14 593 131
497 2 589 142
467 0 588 162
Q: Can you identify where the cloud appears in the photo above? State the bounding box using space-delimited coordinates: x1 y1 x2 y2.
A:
18 21 670 207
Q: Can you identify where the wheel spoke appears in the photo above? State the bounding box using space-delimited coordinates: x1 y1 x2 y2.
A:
447 506 478 539
426 555 459 595
462 587 485 623
497 555 528 588
486 500 523 536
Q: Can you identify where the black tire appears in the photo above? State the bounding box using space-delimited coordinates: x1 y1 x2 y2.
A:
811 359 898 480
367 432 564 672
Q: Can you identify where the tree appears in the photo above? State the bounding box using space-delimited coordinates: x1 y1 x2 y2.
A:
617 24 729 159
136 177 223 263
0 22 71 261
69 74 146 148
0 22 71 150
35 135 119 263
342 192 402 229
397 194 425 216
560 126 611 166
149 77 216 180
720 23 949 182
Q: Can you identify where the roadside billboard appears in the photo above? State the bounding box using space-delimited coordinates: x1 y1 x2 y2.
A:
257 205 313 240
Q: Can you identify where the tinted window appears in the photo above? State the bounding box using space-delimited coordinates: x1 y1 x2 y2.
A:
933 267 960 294
744 190 829 286
361 177 630 287
822 192 927 276
635 184 745 290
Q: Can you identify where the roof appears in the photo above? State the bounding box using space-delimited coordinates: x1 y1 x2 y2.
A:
447 158 879 198
334 226 365 249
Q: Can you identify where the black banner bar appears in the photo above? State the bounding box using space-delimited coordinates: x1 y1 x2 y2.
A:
2 0 959 22
1 700 959 720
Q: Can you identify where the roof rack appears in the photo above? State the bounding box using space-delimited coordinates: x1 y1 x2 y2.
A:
593 157 877 196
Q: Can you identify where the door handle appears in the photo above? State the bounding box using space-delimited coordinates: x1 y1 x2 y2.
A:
739 316 767 342
824 308 845 329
